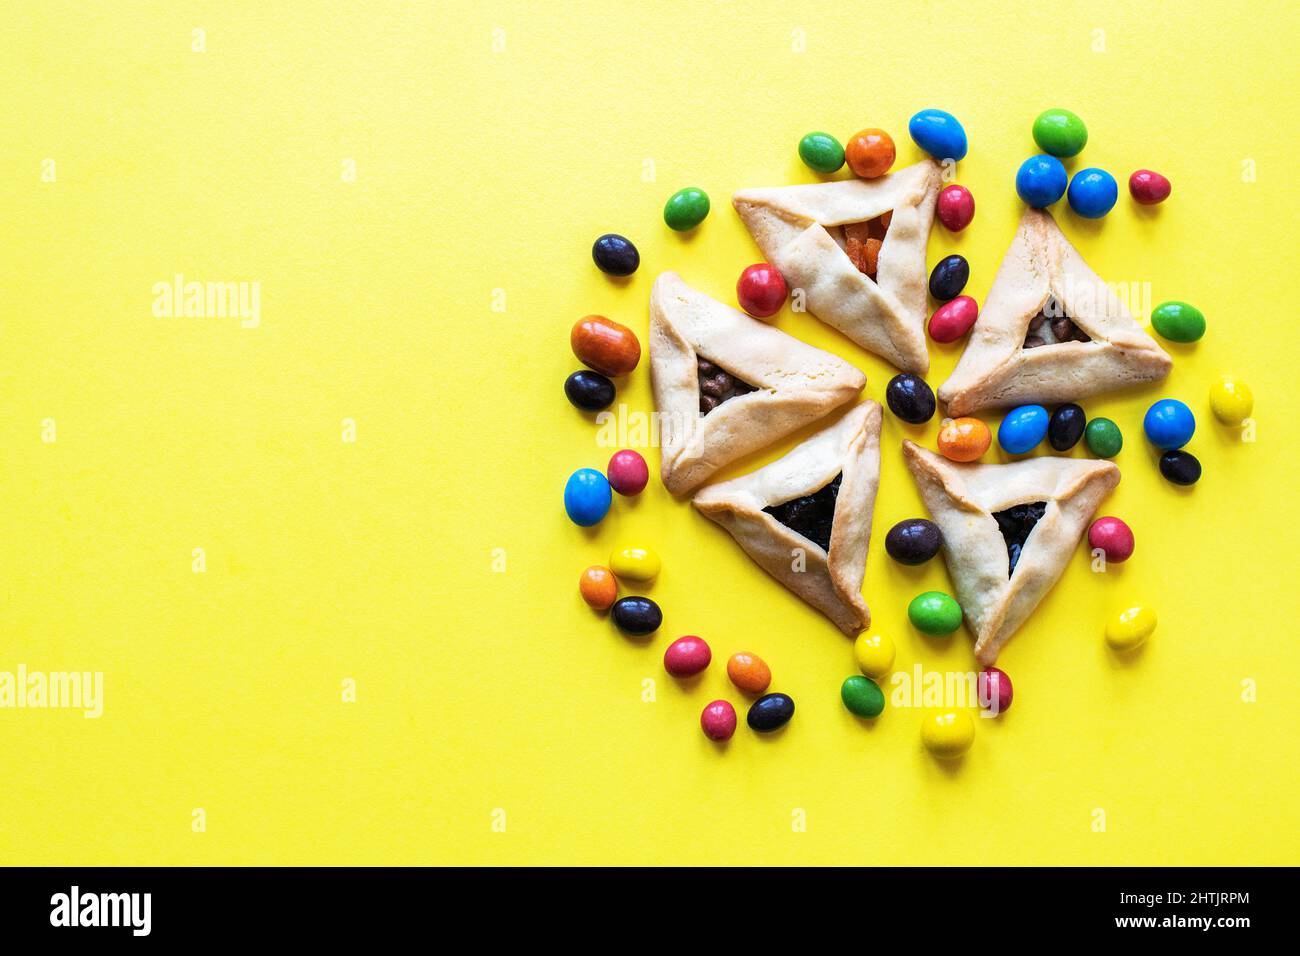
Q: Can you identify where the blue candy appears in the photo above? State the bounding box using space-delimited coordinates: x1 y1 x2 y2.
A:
1016 155 1068 208
998 405 1050 455
564 468 612 526
908 109 968 162
1067 168 1118 219
1143 399 1196 450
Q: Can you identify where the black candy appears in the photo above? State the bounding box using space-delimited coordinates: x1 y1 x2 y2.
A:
1048 403 1086 451
611 596 661 635
885 518 942 565
1159 450 1201 485
885 373 937 424
928 254 970 301
592 233 640 276
564 370 615 411
747 693 795 733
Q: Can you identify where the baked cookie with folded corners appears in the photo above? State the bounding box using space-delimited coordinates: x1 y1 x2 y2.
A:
732 159 943 375
650 272 866 496
937 207 1172 416
693 402 882 635
902 441 1119 666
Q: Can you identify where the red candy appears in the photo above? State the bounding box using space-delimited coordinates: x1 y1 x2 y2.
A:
700 699 737 741
1088 516 1134 563
979 667 1013 715
928 295 979 342
606 449 648 496
664 635 712 677
736 263 788 319
936 184 975 231
1128 170 1172 205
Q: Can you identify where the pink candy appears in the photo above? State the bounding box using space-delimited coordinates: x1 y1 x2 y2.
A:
1088 516 1134 563
606 449 648 496
700 700 737 741
979 667 1013 715
936 184 975 231
664 635 711 677
928 295 979 343
1128 170 1171 205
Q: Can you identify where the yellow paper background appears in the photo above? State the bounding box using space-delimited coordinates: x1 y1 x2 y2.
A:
3 0 1298 865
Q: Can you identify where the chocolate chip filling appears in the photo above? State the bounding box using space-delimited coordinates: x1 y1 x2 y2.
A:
762 474 842 553
698 357 757 415
841 212 891 279
992 501 1047 577
1023 297 1092 348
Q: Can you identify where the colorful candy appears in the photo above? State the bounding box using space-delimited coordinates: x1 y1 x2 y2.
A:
1088 516 1134 563
798 132 845 173
908 109 968 161
928 254 969 301
611 596 661 635
736 263 788 319
1048 403 1086 451
565 370 615 412
853 633 896 679
591 233 639 276
1016 155 1068 208
978 667 1013 715
885 519 942 565
1084 417 1123 458
938 417 991 462
700 700 737 741
1106 605 1157 651
841 675 885 718
885 373 936 424
610 545 660 582
571 315 641 377
936 184 975 231
1129 169 1172 205
747 693 795 732
908 591 963 635
727 652 772 694
1158 450 1201 486
664 635 711 677
1209 378 1253 424
1067 168 1118 219
997 404 1050 455
1143 399 1195 450
846 128 896 179
606 449 648 496
1150 301 1206 343
564 468 612 526
579 565 618 610
928 295 979 342
663 187 710 231
922 711 975 758
1032 108 1088 157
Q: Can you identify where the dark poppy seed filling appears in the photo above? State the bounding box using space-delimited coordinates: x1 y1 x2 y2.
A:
992 501 1047 576
1023 297 1092 349
763 474 842 553
698 357 757 415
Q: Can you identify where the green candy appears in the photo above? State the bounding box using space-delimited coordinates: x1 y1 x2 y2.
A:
1150 301 1206 343
663 187 710 231
1032 109 1088 158
908 591 963 635
798 132 845 174
841 676 885 718
1085 417 1123 458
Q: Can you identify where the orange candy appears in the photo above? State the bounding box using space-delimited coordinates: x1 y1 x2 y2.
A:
579 565 618 610
726 652 772 694
846 128 896 179
937 417 991 462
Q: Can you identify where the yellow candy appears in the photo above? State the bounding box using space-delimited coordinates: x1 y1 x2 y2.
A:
922 711 974 759
609 545 660 582
853 633 896 679
1106 605 1156 651
1209 379 1253 425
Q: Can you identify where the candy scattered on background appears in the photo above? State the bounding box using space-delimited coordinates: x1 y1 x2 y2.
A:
1129 169 1172 205
885 373 936 424
700 700 738 741
1209 378 1253 424
846 127 896 179
1084 417 1123 458
1143 398 1195 450
853 633 896 679
908 591 964 635
565 370 615 412
591 233 639 276
936 183 975 231
1016 154 1068 208
564 468 612 526
1150 301 1205 343
841 675 885 718
664 635 711 677
938 416 991 462
747 693 795 732
979 667 1013 715
606 449 649 496
928 295 979 343
1031 108 1088 157
736 262 788 319
885 519 942 565
997 404 1050 455
1048 403 1086 451
1088 516 1135 563
1067 168 1118 219
663 187 710 231
908 109 968 161
727 652 772 694
579 565 618 611
928 254 970 301
1158 450 1201 485
571 314 641 377
798 131 845 173
610 545 660 582
611 596 661 635
1106 605 1157 651
922 711 975 758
